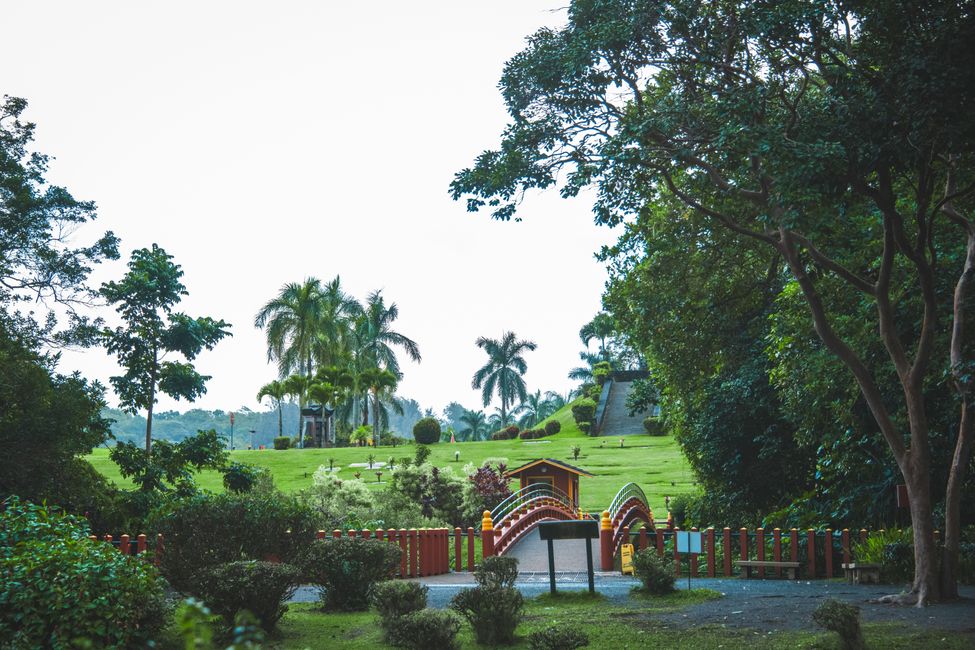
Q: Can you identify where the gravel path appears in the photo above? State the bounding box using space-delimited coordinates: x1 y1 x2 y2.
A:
291 575 975 635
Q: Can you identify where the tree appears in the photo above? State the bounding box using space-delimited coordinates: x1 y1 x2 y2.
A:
359 367 400 447
514 390 554 429
459 409 489 441
255 278 325 378
580 313 615 361
283 373 313 446
100 245 230 457
312 275 361 369
110 429 227 493
257 379 287 438
568 350 603 386
472 331 537 427
354 289 422 377
451 0 975 603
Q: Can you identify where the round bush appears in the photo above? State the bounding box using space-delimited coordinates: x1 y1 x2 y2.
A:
388 609 462 650
579 422 592 435
529 625 590 649
200 560 301 631
412 417 441 444
544 420 561 436
632 548 676 594
571 399 597 425
371 581 430 643
301 537 402 611
503 425 520 439
273 436 291 450
0 499 169 648
643 417 665 436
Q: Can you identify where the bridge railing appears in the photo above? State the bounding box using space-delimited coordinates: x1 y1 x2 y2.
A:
608 482 649 522
490 484 573 524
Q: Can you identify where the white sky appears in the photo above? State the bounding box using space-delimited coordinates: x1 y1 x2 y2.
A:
3 2 618 416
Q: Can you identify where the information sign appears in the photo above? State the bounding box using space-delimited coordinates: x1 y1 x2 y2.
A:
620 543 635 575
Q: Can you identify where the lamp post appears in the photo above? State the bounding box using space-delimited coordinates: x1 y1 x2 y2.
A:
248 429 256 449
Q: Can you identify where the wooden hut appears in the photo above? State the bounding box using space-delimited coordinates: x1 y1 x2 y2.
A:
505 459 593 509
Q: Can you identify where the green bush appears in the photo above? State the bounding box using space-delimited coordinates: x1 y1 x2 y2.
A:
529 626 590 649
632 548 676 594
579 422 592 435
301 537 402 611
222 462 262 493
852 528 913 584
571 398 597 425
812 599 865 650
273 436 291 450
0 498 169 649
450 555 523 645
199 560 301 632
371 580 429 642
544 420 561 435
414 443 432 465
669 494 691 528
643 417 665 436
147 490 318 594
387 609 462 650
412 417 441 444
476 555 519 588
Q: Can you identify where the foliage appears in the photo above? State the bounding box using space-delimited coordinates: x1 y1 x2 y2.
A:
0 498 169 649
387 609 462 650
472 331 537 426
544 420 561 436
222 462 263 494
519 428 548 440
370 581 428 643
412 417 441 444
529 626 590 650
147 489 318 594
852 529 914 584
100 244 231 452
571 445 581 461
475 555 519 589
579 422 592 435
198 560 300 632
110 428 228 493
813 599 866 650
413 443 432 465
389 462 467 527
626 378 659 417
174 598 266 650
450 583 523 646
300 537 401 611
643 417 664 436
632 548 676 595
571 399 596 425
462 462 512 524
303 471 376 530
273 436 291 450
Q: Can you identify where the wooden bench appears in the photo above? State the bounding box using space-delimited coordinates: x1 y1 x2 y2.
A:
841 563 881 585
737 560 800 580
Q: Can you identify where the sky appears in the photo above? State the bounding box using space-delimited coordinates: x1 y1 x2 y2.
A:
3 2 620 417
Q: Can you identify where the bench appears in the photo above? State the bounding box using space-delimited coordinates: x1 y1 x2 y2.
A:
841 563 881 585
736 560 800 580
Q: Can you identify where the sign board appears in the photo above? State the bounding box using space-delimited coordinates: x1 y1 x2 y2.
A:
620 543 635 575
538 520 599 541
676 531 702 554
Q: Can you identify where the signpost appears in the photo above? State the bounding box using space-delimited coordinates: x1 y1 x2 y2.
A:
676 530 702 591
537 520 599 595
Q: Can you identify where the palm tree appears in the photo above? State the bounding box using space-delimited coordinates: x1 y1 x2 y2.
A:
359 367 400 446
255 278 325 378
472 331 537 427
355 290 422 378
514 390 554 429
544 390 571 411
459 409 489 441
580 312 616 360
312 275 361 368
568 350 602 384
256 379 287 438
283 373 313 447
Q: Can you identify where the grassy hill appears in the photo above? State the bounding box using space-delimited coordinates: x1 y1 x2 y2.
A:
86 403 697 514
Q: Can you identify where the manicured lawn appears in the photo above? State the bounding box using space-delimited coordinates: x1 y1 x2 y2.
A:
159 591 975 649
86 403 697 514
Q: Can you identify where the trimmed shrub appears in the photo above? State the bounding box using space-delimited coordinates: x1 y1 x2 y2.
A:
301 537 402 611
812 599 865 650
504 425 520 439
544 420 561 436
632 548 676 594
519 428 546 440
0 498 169 648
223 462 262 493
476 555 519 589
572 399 597 425
643 417 665 436
412 417 441 444
388 609 462 650
199 560 300 631
371 580 428 642
147 490 318 595
529 626 590 649
273 436 291 450
579 422 592 435
450 555 523 645
414 443 432 465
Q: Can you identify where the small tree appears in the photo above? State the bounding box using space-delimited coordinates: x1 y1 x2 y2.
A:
100 245 230 457
413 417 441 444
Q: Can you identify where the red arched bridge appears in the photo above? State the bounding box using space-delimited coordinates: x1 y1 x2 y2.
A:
482 481 656 570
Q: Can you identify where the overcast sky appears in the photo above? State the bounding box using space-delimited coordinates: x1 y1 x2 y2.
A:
3 2 619 417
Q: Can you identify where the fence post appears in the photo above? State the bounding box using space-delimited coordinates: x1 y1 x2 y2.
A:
361 529 371 540
674 526 681 577
316 530 326 540
860 528 868 544
841 529 850 566
399 529 408 578
375 529 385 542
655 527 664 557
600 510 613 571
333 530 342 539
706 528 715 578
790 529 798 571
409 529 419 578
722 528 732 576
467 527 475 571
756 528 765 578
773 528 782 577
806 529 816 578
690 527 699 577
120 534 130 555
481 511 495 559
639 527 648 551
454 527 462 572
155 533 164 567
739 528 748 572
137 533 147 555
825 529 833 578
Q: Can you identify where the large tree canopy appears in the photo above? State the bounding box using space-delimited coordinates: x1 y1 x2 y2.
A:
452 0 975 603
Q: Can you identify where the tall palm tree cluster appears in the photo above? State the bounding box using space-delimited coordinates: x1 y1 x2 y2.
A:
254 276 421 448
568 312 644 386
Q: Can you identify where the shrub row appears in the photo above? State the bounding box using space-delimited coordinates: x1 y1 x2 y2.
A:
491 425 521 440
518 420 562 440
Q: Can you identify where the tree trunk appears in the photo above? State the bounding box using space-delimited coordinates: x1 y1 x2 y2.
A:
373 390 380 447
277 402 283 437
145 399 154 457
362 395 369 427
905 444 940 604
942 402 974 598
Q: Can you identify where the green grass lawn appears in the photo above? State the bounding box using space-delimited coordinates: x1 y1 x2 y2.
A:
86 404 697 514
